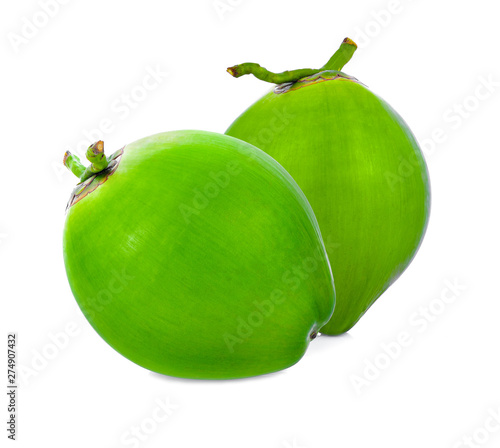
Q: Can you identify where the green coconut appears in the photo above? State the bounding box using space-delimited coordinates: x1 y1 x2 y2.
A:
62 131 334 379
225 39 431 335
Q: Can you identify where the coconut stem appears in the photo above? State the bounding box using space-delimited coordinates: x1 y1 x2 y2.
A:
227 37 357 84
63 141 109 181
227 64 320 84
321 38 357 71
63 151 85 179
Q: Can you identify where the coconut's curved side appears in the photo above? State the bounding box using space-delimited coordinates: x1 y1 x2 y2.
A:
226 79 431 335
63 130 335 379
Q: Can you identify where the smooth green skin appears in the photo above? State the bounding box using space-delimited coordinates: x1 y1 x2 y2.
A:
226 78 431 335
63 130 335 379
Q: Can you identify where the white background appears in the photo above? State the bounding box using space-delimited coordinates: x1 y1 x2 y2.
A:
1 0 500 447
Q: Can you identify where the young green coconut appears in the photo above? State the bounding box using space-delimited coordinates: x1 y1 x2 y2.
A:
62 131 335 379
225 38 431 335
